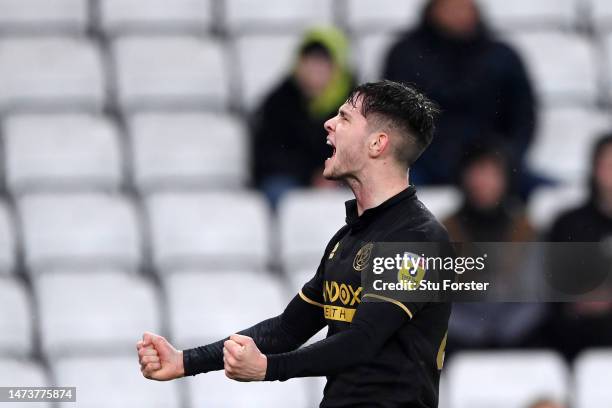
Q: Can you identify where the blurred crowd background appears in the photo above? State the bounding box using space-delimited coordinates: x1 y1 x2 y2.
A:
1 0 612 407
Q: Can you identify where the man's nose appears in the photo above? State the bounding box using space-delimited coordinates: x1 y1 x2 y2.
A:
324 116 335 133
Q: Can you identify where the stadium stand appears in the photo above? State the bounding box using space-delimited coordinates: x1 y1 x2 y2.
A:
0 37 105 112
3 113 123 194
446 351 569 408
0 0 88 34
353 32 396 82
527 185 587 231
345 0 426 33
416 186 462 222
53 355 181 408
0 278 33 357
0 358 51 408
99 0 213 35
18 193 142 274
112 35 229 111
477 0 581 31
0 201 17 276
146 192 270 273
588 0 612 32
129 112 248 191
35 271 161 357
574 349 612 407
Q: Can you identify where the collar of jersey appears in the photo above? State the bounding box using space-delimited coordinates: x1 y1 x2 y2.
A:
344 185 417 230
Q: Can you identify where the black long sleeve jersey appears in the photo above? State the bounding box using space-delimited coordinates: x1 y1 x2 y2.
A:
184 186 451 408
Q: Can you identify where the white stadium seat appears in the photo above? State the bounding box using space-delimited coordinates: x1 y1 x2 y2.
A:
416 186 462 222
0 201 16 275
113 36 229 111
447 351 569 408
0 278 33 357
147 192 270 272
53 356 181 408
165 270 288 347
187 370 310 408
477 0 580 31
604 34 612 101
0 37 105 112
527 107 611 184
346 0 426 33
354 32 397 82
574 349 612 407
129 112 247 191
236 33 301 110
589 0 612 32
0 358 51 408
224 0 332 33
19 193 142 274
35 271 161 357
4 114 123 194
527 185 587 231
100 0 212 34
507 32 598 105
0 0 88 33
278 189 352 272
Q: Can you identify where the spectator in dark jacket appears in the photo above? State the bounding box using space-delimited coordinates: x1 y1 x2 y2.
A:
544 133 612 361
383 0 537 196
251 27 354 208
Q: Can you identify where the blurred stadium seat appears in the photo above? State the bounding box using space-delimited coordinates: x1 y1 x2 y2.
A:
0 0 87 33
18 193 142 274
53 355 181 408
574 349 612 407
129 112 247 191
4 113 123 194
446 351 569 408
416 186 462 222
35 271 161 357
508 32 598 105
165 270 288 347
0 278 33 357
527 106 612 184
112 35 229 111
604 33 612 103
0 37 105 112
224 0 333 33
354 32 396 82
146 192 270 273
588 0 612 32
187 370 310 408
527 185 587 231
235 33 301 110
477 0 580 30
100 0 213 34
278 188 351 272
345 0 426 33
0 358 51 408
0 201 17 275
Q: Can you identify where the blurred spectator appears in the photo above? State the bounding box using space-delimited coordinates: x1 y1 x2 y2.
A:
383 0 540 197
251 27 355 208
544 133 612 361
526 399 566 408
444 144 545 353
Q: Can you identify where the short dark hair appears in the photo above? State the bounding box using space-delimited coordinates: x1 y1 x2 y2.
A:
346 80 440 167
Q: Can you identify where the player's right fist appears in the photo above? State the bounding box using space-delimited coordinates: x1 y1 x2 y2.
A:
137 332 185 381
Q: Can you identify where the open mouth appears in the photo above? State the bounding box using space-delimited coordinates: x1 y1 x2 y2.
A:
326 138 336 160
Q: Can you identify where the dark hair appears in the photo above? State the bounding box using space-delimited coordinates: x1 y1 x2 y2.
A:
299 41 331 60
346 80 440 167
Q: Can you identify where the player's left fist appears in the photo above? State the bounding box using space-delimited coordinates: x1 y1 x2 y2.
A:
223 334 267 381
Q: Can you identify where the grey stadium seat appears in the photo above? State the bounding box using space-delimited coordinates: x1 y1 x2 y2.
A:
0 358 51 408
588 0 612 32
53 356 180 408
100 0 213 34
129 112 247 191
354 32 397 82
18 193 142 274
447 351 569 408
224 0 332 33
0 201 17 275
147 192 270 272
527 185 586 231
0 37 105 112
0 278 33 357
164 270 288 347
35 271 161 357
0 0 88 33
4 113 123 194
346 0 426 33
477 0 580 31
113 35 229 111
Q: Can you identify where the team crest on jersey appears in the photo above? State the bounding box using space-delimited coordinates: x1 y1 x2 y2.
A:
353 243 374 271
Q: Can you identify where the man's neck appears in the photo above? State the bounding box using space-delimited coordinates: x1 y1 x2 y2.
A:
345 171 410 216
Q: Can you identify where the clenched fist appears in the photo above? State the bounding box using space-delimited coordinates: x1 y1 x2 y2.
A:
223 334 267 381
137 332 184 381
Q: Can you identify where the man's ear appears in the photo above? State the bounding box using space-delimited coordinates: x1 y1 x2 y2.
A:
368 132 390 158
